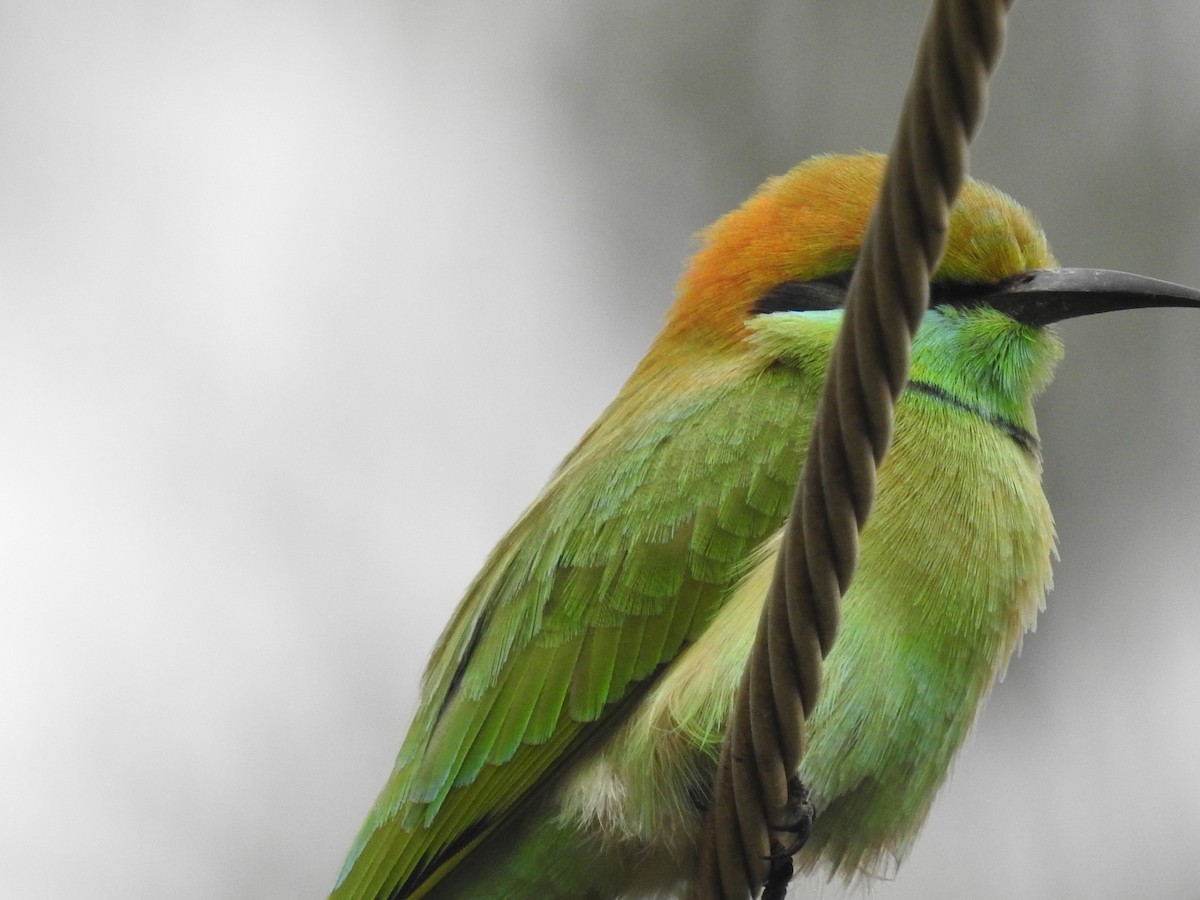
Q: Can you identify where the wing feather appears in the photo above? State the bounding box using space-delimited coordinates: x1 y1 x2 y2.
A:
332 358 819 899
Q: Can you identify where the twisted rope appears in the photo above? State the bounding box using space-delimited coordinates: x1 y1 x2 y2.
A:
696 1 1014 897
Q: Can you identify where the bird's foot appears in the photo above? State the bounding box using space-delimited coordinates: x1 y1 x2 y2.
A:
762 777 815 900
767 776 814 859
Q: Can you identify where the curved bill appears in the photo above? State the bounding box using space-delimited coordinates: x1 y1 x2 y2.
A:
956 268 1200 327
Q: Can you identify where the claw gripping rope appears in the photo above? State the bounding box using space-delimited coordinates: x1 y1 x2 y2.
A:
696 1 1015 897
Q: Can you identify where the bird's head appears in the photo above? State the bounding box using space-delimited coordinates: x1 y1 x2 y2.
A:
655 152 1199 416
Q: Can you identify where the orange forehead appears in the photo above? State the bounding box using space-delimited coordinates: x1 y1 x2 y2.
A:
665 152 1053 346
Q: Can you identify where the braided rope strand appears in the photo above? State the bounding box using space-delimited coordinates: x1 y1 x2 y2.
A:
696 1 1013 897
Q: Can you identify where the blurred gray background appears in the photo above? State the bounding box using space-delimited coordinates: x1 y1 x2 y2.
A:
3 2 1199 898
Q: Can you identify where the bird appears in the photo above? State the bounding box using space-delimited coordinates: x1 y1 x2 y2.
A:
330 152 1200 899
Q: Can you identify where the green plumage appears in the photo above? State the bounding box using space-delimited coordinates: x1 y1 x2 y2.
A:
340 353 816 898
330 153 1196 899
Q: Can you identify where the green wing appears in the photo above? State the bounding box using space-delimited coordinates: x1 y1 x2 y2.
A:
333 357 817 899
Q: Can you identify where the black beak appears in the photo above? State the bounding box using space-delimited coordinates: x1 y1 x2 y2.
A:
949 268 1200 327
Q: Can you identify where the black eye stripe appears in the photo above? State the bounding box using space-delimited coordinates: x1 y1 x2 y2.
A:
751 278 847 315
930 277 1019 306
751 274 1011 316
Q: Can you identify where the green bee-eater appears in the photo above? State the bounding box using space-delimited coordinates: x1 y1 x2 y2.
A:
331 153 1200 899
